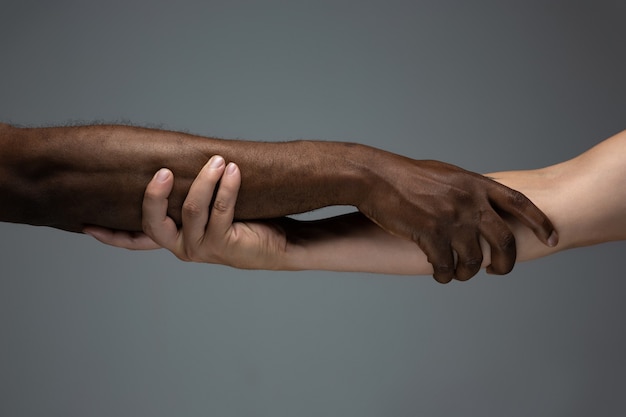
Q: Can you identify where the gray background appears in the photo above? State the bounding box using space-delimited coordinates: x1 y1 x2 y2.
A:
1 1 625 416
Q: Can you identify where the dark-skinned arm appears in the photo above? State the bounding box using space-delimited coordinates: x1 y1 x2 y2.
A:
0 123 557 282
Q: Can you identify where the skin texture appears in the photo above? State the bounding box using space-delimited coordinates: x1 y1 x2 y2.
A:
86 130 626 280
0 123 556 282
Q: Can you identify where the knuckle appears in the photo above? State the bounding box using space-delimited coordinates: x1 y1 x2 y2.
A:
182 200 203 218
508 189 529 208
433 263 455 284
212 198 230 214
454 190 473 205
439 205 457 222
434 263 454 273
462 257 483 269
498 231 516 251
454 244 483 280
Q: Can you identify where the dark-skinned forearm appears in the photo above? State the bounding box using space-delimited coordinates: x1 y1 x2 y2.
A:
0 124 372 232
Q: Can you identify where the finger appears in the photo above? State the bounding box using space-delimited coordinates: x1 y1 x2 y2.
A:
488 182 559 247
479 210 516 275
452 235 483 281
419 238 456 284
83 226 161 250
206 162 241 239
142 168 180 248
182 155 225 246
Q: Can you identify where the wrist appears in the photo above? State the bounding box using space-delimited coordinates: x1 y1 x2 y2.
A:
314 141 376 209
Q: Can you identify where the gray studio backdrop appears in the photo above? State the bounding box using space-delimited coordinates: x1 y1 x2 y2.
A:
1 1 625 416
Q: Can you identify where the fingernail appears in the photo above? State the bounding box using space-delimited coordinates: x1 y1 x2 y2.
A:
547 230 559 247
210 155 225 169
226 162 237 175
155 168 170 182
